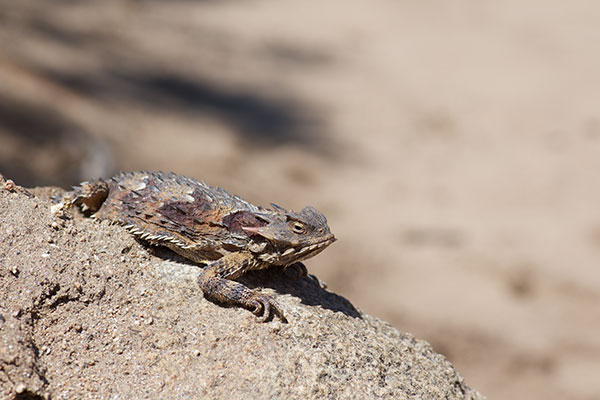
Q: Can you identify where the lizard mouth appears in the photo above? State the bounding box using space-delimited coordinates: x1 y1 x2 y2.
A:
279 235 336 260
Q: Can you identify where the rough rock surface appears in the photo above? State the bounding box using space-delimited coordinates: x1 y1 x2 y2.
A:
0 178 484 399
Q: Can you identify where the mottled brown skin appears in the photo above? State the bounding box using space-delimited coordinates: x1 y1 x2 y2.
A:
55 171 336 322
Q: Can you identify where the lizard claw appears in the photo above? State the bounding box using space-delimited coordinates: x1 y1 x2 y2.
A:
248 294 286 323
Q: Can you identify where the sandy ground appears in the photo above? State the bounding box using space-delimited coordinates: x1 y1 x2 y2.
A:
1 1 600 399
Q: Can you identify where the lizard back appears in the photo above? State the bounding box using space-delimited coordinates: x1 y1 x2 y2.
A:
94 171 269 261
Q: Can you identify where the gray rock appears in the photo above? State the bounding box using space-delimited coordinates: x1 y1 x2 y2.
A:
0 180 484 399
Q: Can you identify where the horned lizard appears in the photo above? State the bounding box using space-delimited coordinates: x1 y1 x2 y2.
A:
54 171 335 322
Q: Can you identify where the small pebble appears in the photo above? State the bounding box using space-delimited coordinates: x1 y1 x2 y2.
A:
4 180 15 191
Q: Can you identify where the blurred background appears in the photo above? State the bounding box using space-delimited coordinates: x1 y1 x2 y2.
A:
1 1 599 398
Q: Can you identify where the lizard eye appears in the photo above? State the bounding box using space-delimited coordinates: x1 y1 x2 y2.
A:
290 222 305 234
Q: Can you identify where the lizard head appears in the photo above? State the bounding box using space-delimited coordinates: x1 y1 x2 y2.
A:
242 204 336 265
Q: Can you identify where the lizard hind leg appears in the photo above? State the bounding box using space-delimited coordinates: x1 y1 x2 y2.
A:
197 251 287 323
53 179 110 214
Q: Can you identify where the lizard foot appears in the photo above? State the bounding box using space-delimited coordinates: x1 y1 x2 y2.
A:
285 262 308 279
246 293 287 323
197 268 288 323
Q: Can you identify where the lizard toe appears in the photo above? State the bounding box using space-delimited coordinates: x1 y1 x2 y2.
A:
249 294 285 323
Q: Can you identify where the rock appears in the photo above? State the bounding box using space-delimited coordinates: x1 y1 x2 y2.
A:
0 314 49 399
0 180 484 399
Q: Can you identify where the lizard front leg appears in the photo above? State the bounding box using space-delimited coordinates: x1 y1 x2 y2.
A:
197 251 286 322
